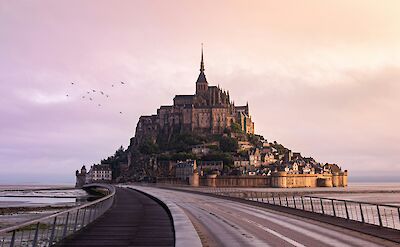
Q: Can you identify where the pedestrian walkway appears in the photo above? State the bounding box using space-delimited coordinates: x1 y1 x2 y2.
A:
57 187 174 246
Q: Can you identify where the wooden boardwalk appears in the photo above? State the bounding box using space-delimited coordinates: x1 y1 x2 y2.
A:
57 187 174 247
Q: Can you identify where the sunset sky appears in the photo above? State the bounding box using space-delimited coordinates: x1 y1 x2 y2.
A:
1 1 399 184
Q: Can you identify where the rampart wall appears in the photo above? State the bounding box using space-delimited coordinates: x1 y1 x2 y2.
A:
156 171 348 188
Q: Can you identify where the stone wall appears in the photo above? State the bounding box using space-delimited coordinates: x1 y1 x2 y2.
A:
156 172 348 188
200 175 271 187
270 172 348 188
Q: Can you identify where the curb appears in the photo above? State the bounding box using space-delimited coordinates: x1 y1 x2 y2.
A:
160 186 400 244
123 186 202 247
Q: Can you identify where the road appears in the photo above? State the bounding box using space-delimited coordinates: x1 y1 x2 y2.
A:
133 187 399 247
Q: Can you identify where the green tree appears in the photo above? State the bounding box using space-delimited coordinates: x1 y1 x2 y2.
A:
203 151 234 168
171 152 197 161
220 136 239 152
139 139 159 154
230 122 243 133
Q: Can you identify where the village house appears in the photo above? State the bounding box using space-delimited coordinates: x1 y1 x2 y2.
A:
249 148 262 167
86 164 112 183
197 161 223 175
191 145 211 156
175 160 196 180
238 141 253 151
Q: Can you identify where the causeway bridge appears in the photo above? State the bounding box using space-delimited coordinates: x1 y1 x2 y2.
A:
1 183 399 247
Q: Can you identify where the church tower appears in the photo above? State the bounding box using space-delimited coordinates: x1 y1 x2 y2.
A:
196 45 208 95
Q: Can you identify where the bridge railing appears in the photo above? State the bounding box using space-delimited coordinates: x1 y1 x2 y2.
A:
209 189 400 231
0 184 115 247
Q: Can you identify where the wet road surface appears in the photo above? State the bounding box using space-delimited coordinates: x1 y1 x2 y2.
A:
134 187 399 247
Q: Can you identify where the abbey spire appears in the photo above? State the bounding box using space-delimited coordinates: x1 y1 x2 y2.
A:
196 44 208 94
200 44 205 72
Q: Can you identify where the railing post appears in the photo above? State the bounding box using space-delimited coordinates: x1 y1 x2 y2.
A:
279 196 282 206
301 196 305 210
344 201 349 219
32 222 40 247
94 203 99 219
320 198 324 214
377 205 383 227
82 208 87 227
332 200 336 217
293 196 297 209
272 196 275 205
73 209 80 232
88 206 93 223
285 196 289 207
359 203 365 223
398 208 400 227
63 212 70 238
310 197 314 212
49 217 57 244
10 230 16 247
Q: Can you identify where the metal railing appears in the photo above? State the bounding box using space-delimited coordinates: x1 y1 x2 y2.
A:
209 189 400 231
0 184 115 247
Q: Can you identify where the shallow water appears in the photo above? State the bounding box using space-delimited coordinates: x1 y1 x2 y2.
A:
0 196 77 207
0 186 88 208
0 185 89 228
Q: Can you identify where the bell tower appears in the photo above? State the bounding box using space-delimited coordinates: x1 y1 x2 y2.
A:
196 44 208 95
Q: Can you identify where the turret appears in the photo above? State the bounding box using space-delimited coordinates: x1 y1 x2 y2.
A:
81 165 86 174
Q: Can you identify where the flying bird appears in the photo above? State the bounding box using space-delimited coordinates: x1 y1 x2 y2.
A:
98 104 101 107
106 94 109 98
71 82 75 85
100 91 104 95
66 94 69 97
89 97 93 101
87 91 90 94
111 84 114 87
92 89 96 92
121 81 125 85
119 111 123 114
82 96 85 99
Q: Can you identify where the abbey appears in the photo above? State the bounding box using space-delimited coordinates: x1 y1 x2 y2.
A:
133 49 254 144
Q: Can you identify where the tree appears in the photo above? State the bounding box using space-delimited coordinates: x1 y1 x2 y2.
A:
161 133 206 152
220 136 239 152
139 139 159 154
171 152 197 161
230 122 243 133
100 145 128 179
248 134 262 147
203 151 234 168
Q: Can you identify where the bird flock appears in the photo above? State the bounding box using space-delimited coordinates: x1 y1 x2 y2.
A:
66 81 126 114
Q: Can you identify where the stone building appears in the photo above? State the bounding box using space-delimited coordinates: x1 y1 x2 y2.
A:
86 164 112 183
132 48 255 145
75 164 112 188
175 160 196 180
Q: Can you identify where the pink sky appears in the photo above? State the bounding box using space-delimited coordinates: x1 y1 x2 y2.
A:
1 1 399 184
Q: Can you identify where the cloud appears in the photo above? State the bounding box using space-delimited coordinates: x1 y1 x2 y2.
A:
219 65 400 175
0 1 399 183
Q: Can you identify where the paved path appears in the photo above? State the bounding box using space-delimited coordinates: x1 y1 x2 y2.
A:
133 186 400 247
57 187 174 247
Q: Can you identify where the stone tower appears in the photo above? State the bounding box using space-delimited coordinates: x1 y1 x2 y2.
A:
196 45 208 95
75 165 87 188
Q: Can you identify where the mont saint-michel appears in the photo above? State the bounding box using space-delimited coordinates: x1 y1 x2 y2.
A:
76 49 348 188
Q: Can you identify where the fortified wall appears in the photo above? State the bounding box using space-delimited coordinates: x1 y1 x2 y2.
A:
270 171 348 188
157 171 348 188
